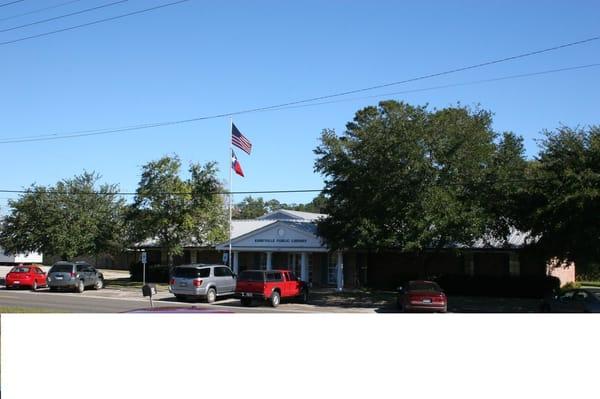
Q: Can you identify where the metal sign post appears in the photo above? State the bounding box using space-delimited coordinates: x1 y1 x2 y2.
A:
141 251 147 286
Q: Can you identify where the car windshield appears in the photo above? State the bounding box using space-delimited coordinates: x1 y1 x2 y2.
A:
50 265 73 273
173 267 210 278
238 271 265 282
10 266 30 273
409 282 440 291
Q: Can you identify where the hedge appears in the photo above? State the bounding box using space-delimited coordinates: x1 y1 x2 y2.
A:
433 274 561 298
129 262 170 283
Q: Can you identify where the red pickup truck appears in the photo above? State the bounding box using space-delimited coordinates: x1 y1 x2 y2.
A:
235 269 309 307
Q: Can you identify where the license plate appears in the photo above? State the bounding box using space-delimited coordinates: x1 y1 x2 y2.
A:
243 293 253 297
14 281 20 284
179 282 187 287
55 276 63 280
422 299 432 304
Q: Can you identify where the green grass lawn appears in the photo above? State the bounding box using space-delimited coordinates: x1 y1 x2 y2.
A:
0 306 68 313
577 281 600 287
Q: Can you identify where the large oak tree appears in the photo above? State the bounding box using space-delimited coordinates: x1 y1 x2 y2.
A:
0 172 126 260
313 100 527 253
127 155 227 268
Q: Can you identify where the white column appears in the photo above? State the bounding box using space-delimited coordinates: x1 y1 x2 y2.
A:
336 251 344 291
233 251 239 274
266 252 273 271
300 252 308 282
509 252 520 276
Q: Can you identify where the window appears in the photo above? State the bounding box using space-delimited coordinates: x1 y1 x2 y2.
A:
328 253 338 285
408 281 441 292
214 267 233 277
50 264 73 273
574 291 589 301
288 272 298 281
267 272 283 282
559 291 575 301
76 264 90 272
174 267 210 278
10 266 30 273
222 267 233 277
238 271 265 282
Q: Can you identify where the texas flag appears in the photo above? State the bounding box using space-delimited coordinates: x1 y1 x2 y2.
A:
231 149 244 177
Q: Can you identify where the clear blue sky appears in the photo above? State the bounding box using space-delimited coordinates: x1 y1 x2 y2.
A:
0 0 599 213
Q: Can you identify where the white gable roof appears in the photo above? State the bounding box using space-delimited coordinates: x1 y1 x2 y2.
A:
257 209 327 221
216 219 326 252
230 219 276 239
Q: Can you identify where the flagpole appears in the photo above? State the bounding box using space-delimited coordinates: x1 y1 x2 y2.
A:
228 118 233 271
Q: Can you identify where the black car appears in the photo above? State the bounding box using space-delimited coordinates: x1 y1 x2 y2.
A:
540 288 600 313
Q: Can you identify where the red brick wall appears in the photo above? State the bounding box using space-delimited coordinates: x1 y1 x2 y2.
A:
547 259 576 286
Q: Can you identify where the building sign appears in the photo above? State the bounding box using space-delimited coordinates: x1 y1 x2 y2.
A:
223 223 325 251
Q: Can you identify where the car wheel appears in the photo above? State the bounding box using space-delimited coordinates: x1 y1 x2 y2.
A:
49 287 56 292
31 281 38 292
206 288 216 304
396 299 405 312
241 297 252 307
540 304 551 313
94 278 104 290
76 280 85 293
174 294 186 302
270 291 281 308
299 288 309 304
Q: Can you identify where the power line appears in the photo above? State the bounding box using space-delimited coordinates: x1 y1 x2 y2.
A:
254 63 600 112
0 0 84 23
0 1 25 8
0 0 191 46
1 59 599 145
0 178 562 197
0 0 129 34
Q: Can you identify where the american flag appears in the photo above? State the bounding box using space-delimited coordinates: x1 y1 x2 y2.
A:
231 123 252 155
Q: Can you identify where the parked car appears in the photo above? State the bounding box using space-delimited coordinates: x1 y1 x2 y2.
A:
46 261 104 293
169 264 236 303
396 280 447 312
235 269 309 307
540 288 600 313
4 264 47 291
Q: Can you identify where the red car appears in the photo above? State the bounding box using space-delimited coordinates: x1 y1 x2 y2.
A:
5 264 48 291
396 280 447 312
235 269 309 307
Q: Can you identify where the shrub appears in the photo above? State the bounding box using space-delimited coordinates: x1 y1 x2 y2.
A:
561 281 581 290
129 262 170 283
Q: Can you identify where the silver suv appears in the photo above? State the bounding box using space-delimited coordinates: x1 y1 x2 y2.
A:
169 264 236 303
47 261 105 293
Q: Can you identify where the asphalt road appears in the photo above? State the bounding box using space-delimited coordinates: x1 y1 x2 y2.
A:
0 287 331 313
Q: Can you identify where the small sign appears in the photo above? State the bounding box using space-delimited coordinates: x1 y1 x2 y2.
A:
222 252 229 264
141 251 147 264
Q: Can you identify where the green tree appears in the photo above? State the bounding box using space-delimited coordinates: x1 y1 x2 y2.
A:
313 100 525 255
518 125 600 263
234 196 284 219
0 172 125 260
128 155 227 268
